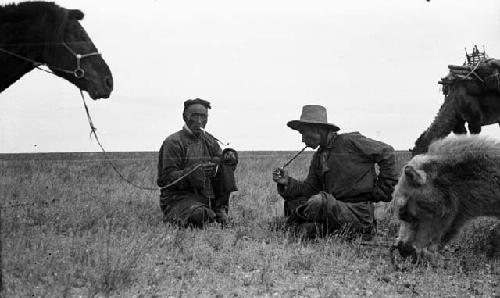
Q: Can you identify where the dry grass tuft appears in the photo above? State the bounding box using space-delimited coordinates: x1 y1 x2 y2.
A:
1 151 499 297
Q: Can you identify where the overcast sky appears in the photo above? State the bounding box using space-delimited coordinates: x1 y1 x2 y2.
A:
1 0 500 152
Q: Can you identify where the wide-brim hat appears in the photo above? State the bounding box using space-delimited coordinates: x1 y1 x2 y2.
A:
287 105 340 131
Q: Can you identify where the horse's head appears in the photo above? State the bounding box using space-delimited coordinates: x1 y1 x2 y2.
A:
44 9 113 99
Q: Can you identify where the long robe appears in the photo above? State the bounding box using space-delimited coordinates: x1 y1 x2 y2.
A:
157 126 237 226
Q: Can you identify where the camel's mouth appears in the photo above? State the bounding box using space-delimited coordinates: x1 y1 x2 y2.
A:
395 241 418 259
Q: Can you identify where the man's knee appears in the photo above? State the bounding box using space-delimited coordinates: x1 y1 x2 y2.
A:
188 206 216 227
293 193 328 222
284 196 309 217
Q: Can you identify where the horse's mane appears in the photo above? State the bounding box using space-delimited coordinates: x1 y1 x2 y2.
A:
0 2 83 29
0 1 87 93
0 1 86 53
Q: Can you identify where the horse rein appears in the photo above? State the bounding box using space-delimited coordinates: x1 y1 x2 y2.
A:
0 41 101 80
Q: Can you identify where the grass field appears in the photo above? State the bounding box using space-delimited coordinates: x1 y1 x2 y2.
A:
0 151 499 297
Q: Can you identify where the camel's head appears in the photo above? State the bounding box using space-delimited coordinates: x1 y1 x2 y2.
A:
392 156 456 258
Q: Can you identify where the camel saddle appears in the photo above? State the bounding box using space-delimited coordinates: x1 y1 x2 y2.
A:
438 58 500 96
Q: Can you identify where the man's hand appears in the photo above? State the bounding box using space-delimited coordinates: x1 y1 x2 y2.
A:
371 178 397 202
185 162 216 188
272 167 289 185
187 165 205 189
202 162 217 178
222 149 238 166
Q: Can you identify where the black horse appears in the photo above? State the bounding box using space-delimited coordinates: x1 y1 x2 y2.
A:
0 1 113 99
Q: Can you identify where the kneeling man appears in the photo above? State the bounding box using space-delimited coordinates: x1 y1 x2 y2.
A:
157 98 238 227
272 105 398 238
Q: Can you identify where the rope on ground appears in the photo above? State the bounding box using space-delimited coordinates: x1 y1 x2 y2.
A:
0 202 36 209
79 91 158 191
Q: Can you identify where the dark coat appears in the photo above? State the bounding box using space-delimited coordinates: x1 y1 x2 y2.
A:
279 131 398 203
157 126 238 215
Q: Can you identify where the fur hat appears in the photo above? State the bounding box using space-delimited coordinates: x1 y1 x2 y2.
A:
287 105 340 131
184 98 211 111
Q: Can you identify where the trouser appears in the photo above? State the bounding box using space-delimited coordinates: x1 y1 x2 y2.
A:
211 163 237 213
283 191 375 237
160 192 217 227
160 181 232 228
159 163 236 227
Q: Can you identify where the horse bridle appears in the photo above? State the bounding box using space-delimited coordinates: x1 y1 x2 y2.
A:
59 42 101 79
1 6 101 81
0 41 101 80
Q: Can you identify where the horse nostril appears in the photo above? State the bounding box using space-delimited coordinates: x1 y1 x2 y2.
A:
105 76 113 90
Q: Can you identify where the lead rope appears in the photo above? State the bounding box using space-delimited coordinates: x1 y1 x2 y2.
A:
0 43 99 78
79 91 207 191
0 47 53 74
79 90 158 190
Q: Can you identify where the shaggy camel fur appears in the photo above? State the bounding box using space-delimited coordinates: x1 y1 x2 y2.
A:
394 135 500 258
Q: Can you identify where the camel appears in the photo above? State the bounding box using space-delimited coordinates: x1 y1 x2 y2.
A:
394 135 500 259
0 1 113 99
412 85 500 156
411 54 500 156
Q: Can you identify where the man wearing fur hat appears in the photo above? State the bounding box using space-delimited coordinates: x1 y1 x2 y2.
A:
157 98 238 227
272 105 398 238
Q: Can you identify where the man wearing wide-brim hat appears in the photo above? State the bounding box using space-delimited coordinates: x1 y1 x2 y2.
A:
272 105 398 238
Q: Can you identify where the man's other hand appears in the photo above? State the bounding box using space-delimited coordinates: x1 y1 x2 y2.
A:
202 162 217 178
185 163 215 188
272 167 289 185
222 149 238 166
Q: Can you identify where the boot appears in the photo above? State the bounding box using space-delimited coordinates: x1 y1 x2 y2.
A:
214 209 229 225
296 223 322 239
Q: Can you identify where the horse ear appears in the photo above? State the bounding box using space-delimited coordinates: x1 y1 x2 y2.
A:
404 165 425 186
68 9 84 20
